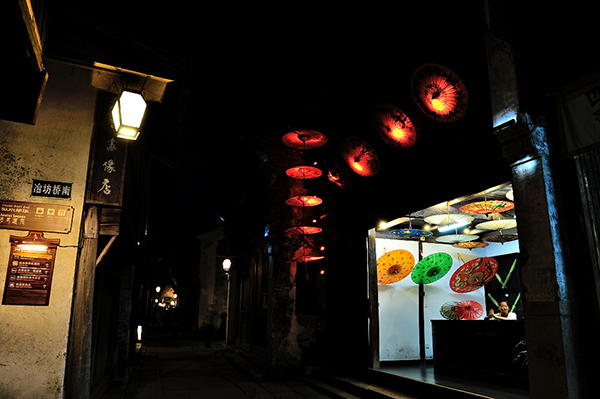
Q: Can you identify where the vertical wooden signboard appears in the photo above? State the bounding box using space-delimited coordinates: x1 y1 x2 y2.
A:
2 231 59 306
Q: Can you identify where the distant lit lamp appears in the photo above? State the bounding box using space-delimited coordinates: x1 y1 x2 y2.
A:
222 258 231 272
112 90 147 140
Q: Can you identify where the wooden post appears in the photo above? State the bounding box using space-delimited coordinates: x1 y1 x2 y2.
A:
66 206 98 399
367 228 379 369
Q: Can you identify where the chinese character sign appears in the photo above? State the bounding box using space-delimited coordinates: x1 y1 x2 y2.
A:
85 91 128 206
31 180 72 199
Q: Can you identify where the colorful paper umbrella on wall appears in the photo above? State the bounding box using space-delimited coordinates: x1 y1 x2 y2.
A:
286 166 322 180
452 241 489 250
411 63 468 122
483 234 518 244
371 103 419 150
411 252 453 285
454 300 484 320
459 200 514 215
450 257 498 293
341 136 380 177
377 249 415 284
282 130 328 149
440 301 461 320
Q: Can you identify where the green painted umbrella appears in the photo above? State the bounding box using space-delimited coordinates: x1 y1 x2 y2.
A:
411 252 453 284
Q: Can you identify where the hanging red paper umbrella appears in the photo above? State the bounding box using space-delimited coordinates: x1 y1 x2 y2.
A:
282 130 328 149
341 136 380 177
285 226 323 235
377 249 415 284
371 103 419 150
454 300 484 320
285 195 323 207
450 257 498 293
411 63 468 122
286 166 323 180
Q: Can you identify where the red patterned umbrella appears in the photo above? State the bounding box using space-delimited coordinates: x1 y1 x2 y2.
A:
371 103 419 150
450 257 498 293
411 63 468 122
454 300 484 320
341 136 380 177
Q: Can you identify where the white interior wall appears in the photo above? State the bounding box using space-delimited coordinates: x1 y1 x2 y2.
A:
377 237 519 361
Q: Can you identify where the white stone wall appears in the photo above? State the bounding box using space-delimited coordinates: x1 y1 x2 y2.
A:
0 60 96 398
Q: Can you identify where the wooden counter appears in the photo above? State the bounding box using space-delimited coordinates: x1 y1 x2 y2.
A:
431 320 528 389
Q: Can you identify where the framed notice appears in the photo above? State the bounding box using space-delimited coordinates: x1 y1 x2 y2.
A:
0 200 73 233
2 231 59 306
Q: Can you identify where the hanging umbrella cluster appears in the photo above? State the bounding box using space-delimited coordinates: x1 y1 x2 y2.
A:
377 249 415 284
282 130 328 263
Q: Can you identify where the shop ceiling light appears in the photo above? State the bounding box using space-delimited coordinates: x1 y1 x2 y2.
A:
112 90 147 140
438 220 471 232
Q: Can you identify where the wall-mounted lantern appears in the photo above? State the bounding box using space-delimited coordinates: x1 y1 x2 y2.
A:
90 62 173 141
111 90 147 140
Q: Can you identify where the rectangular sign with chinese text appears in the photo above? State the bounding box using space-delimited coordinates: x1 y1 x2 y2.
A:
0 200 73 233
31 179 72 199
3 232 59 306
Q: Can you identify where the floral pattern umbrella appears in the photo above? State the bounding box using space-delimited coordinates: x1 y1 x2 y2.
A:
459 200 514 215
411 252 453 285
440 301 460 320
454 300 484 320
377 249 415 284
450 257 498 293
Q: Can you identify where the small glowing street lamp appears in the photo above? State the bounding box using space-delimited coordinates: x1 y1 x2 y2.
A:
222 259 231 273
111 90 147 140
